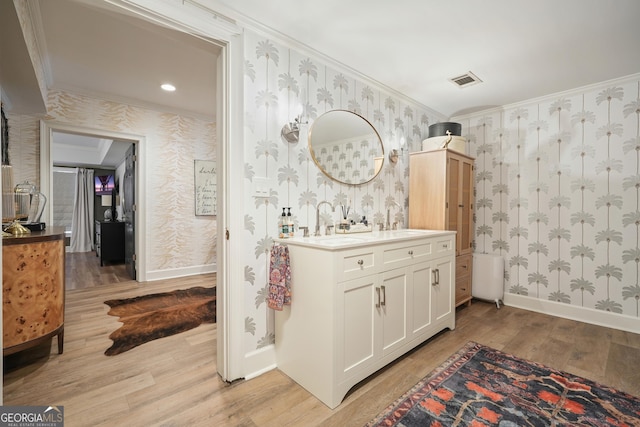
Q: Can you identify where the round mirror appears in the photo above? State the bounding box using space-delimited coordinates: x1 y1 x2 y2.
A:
308 110 384 185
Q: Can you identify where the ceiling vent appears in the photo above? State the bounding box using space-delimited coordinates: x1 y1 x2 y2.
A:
449 71 482 88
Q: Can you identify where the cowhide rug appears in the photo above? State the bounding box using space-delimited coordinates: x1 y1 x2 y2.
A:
104 286 216 356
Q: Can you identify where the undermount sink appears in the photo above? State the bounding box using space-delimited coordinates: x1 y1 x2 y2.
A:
385 229 435 236
308 236 366 245
277 228 451 250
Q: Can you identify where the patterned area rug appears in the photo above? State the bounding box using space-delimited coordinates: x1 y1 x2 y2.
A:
366 341 640 426
104 286 216 356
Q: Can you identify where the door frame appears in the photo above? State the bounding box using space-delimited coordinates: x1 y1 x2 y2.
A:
40 122 147 282
87 0 245 381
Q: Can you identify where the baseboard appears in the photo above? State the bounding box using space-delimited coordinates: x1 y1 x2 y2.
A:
145 263 216 281
243 344 277 380
504 293 640 334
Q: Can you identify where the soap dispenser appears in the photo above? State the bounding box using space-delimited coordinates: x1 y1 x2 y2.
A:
287 207 294 237
279 208 288 238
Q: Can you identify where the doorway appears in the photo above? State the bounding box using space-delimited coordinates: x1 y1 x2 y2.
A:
41 123 144 282
36 0 242 382
48 129 136 285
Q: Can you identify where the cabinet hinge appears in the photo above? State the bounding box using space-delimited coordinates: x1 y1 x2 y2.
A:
133 154 137 162
132 204 137 212
132 254 137 261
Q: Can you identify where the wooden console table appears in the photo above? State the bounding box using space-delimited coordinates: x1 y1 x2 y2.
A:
3 227 65 355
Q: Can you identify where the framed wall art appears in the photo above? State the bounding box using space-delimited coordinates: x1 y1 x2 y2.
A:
194 159 216 216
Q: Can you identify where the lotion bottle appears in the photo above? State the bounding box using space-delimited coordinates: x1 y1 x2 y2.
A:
279 208 287 238
287 207 294 237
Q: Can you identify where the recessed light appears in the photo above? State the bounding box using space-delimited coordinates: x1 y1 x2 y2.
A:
161 83 176 92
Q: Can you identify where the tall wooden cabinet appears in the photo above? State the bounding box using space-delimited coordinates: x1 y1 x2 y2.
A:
409 148 475 307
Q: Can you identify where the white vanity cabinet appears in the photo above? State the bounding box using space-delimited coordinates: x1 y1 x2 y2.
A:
275 230 456 409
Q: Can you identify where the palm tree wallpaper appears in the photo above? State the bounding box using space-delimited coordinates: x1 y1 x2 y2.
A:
458 76 640 322
240 26 640 353
241 31 442 352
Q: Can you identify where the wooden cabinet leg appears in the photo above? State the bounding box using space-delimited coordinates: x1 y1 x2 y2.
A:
57 328 64 354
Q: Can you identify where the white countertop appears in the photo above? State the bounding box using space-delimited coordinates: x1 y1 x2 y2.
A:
275 229 455 250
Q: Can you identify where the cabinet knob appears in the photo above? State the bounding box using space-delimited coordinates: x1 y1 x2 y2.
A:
357 259 364 266
408 250 414 255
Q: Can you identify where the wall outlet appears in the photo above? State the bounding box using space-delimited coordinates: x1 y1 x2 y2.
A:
254 177 270 197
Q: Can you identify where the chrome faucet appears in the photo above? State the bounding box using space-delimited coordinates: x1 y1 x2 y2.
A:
386 201 402 231
315 201 335 236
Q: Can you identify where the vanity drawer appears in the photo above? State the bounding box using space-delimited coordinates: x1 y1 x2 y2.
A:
455 253 472 307
456 253 472 278
455 274 472 306
338 248 376 281
382 241 432 269
436 237 454 255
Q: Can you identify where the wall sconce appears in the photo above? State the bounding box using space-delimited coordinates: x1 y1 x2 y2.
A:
281 116 305 144
388 149 399 164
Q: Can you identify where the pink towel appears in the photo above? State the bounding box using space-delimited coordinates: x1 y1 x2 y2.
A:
267 244 291 311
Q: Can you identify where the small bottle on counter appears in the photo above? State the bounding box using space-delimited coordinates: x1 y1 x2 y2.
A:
287 207 294 237
279 208 288 238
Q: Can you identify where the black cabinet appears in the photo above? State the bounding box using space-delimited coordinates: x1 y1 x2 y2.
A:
95 220 125 266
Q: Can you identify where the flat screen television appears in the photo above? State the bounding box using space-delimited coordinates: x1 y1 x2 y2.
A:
95 175 115 195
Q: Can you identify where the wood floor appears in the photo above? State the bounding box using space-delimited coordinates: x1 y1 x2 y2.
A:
4 252 640 426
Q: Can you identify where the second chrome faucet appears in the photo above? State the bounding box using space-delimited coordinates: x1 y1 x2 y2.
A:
315 201 335 236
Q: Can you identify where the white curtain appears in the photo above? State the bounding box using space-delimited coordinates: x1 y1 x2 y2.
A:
69 168 94 252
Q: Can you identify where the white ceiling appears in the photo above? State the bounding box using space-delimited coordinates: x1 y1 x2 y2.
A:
35 0 221 120
4 0 222 168
211 0 640 117
3 0 639 132
51 131 131 169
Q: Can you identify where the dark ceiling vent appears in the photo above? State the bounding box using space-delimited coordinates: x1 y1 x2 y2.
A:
450 71 482 88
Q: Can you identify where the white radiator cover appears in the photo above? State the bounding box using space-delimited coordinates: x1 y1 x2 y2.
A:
472 253 504 302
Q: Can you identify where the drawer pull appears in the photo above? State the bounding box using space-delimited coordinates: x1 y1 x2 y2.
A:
375 287 381 308
357 259 364 266
432 268 440 286
408 250 414 255
443 244 448 249
462 264 468 269
381 285 386 307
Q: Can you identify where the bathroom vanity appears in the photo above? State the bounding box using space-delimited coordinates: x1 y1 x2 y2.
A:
274 229 456 409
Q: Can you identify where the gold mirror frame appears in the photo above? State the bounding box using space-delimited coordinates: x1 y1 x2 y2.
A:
308 110 384 186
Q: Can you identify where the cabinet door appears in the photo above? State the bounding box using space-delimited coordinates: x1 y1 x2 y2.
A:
432 256 454 322
459 158 474 255
339 275 378 379
447 155 460 242
379 268 409 357
409 262 432 337
447 153 474 256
